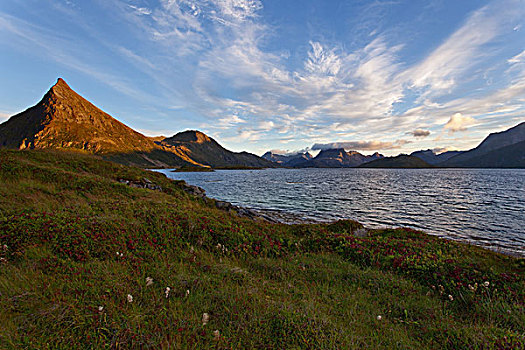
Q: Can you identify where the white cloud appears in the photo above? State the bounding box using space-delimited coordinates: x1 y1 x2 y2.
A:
128 5 152 16
444 113 476 132
304 41 341 75
404 1 523 97
258 120 275 131
211 0 262 23
508 50 525 64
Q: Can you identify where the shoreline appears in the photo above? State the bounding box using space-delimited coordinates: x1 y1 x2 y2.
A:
176 180 524 258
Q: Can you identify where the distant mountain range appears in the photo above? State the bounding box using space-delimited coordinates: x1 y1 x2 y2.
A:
1 79 523 169
0 79 273 169
300 149 384 167
409 150 463 165
358 122 525 168
262 151 313 167
359 155 434 168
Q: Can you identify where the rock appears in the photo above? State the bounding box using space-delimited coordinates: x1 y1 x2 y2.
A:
118 178 162 191
181 184 206 198
215 201 233 210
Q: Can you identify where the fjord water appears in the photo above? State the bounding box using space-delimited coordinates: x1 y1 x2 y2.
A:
158 168 525 257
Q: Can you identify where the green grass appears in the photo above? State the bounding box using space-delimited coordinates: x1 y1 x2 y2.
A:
0 149 523 349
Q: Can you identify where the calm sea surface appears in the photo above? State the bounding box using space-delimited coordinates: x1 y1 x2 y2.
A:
157 168 525 257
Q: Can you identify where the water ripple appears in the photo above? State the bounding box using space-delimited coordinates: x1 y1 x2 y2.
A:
158 168 525 257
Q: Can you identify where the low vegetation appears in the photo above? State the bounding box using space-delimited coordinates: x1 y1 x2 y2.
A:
0 149 523 349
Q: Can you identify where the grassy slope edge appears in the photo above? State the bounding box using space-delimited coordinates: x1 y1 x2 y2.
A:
0 149 523 349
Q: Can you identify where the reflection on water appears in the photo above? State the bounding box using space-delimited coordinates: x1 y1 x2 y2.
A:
157 168 525 257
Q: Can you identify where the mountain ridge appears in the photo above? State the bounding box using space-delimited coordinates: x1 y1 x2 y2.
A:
441 122 525 167
0 79 273 169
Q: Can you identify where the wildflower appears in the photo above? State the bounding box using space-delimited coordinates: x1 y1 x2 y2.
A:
377 315 382 321
448 294 454 301
190 246 195 254
127 294 133 303
98 306 104 312
186 289 190 297
202 313 210 326
483 281 490 287
146 277 154 286
213 330 220 341
468 284 475 291
2 244 7 251
165 287 171 298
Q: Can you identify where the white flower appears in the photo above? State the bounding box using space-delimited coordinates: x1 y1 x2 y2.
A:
98 306 104 312
448 294 454 301
377 315 382 321
127 294 133 303
146 277 154 286
483 281 490 287
202 313 210 326
213 330 220 341
186 289 190 297
165 287 171 298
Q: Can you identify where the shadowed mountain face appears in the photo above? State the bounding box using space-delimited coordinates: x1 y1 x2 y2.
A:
262 151 313 167
410 150 463 165
298 149 383 168
161 130 276 168
359 155 433 168
442 121 525 168
0 79 273 169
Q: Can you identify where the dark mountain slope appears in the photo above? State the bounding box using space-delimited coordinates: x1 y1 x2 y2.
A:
359 155 433 168
442 122 525 167
411 150 463 165
160 130 276 168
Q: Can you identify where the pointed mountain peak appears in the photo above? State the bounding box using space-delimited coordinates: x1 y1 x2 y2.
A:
48 78 75 98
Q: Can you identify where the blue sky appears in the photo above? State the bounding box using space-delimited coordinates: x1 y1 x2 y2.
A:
0 0 524 156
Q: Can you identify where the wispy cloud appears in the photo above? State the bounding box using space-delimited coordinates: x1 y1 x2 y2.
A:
1 0 524 154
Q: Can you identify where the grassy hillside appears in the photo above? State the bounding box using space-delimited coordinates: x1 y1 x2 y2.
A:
0 149 523 349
